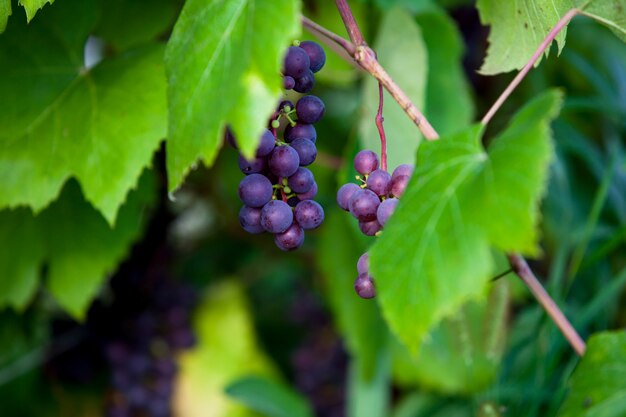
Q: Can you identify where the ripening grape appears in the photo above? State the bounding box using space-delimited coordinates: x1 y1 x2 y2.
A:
390 174 410 198
238 155 266 175
288 167 315 194
285 123 317 143
294 200 324 230
290 138 317 166
269 145 300 177
238 174 273 207
354 150 379 175
261 200 294 233
366 169 391 196
336 183 361 211
294 69 316 94
299 40 326 73
297 181 318 200
377 197 398 226
349 189 380 221
296 95 325 124
358 219 382 236
283 46 310 78
354 274 376 299
239 206 264 234
357 252 369 275
275 222 305 251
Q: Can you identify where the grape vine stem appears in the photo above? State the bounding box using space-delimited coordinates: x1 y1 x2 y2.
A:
376 82 387 172
307 0 588 356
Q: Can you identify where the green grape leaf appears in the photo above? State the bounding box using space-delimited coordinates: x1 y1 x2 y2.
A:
174 281 277 417
360 7 427 169
391 281 509 394
318 209 390 380
579 1 626 43
0 0 166 225
226 376 314 417
19 0 54 21
94 0 180 51
0 170 155 317
0 0 10 32
476 0 572 74
165 0 300 193
370 90 562 351
558 331 626 417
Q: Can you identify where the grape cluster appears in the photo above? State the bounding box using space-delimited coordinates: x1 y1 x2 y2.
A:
232 40 327 251
336 150 413 299
103 277 195 417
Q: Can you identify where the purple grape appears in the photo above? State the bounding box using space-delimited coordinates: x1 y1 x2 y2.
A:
354 150 379 175
278 100 294 112
285 123 317 143
296 95 325 124
269 145 300 177
256 129 276 157
392 164 413 180
293 69 315 93
283 46 310 78
336 183 361 211
294 200 324 230
348 188 380 221
297 181 318 200
287 196 300 207
359 219 382 236
366 169 391 196
238 174 273 207
238 155 266 174
274 222 305 251
357 252 369 275
239 206 264 234
261 200 294 233
377 198 399 226
283 75 295 90
300 40 326 73
288 167 314 194
290 138 317 166
390 175 410 198
354 274 376 299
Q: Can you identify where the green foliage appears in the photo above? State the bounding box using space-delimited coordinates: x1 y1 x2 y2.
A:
226 376 314 417
476 0 626 75
370 91 562 351
165 0 300 192
392 281 509 394
0 0 10 32
174 281 277 417
0 170 155 317
558 331 626 417
0 0 167 225
0 0 54 32
360 7 426 168
476 0 571 74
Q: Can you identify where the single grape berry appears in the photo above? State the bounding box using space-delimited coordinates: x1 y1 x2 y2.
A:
283 46 310 78
238 174 273 208
260 200 294 233
348 188 380 221
392 164 413 180
355 274 376 299
285 123 317 143
290 138 317 166
269 145 300 177
293 70 315 94
238 155 266 175
354 150 379 175
283 75 295 90
275 222 305 251
297 181 318 200
296 95 325 124
366 169 392 196
357 252 369 275
377 197 399 226
288 167 315 194
390 175 410 198
238 206 264 234
256 129 276 157
294 200 324 230
299 40 326 73
359 219 382 236
336 183 361 211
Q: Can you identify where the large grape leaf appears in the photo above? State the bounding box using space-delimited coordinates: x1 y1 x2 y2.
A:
0 0 167 225
369 90 562 351
165 0 300 193
0 170 155 318
226 376 314 417
477 0 572 74
174 281 277 417
477 0 626 74
0 0 54 32
558 331 626 417
359 7 427 169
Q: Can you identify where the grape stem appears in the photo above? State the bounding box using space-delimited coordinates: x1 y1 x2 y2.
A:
481 8 581 125
376 81 387 172
305 0 588 356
